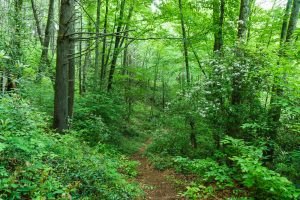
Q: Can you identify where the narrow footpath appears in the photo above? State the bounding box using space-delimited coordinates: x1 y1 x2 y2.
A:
132 140 184 200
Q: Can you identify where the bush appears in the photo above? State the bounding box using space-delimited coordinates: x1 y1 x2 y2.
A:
222 136 300 200
0 96 142 199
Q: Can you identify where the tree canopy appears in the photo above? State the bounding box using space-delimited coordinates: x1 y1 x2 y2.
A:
0 0 299 199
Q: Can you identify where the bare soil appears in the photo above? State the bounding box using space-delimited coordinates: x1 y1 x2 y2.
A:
132 140 184 200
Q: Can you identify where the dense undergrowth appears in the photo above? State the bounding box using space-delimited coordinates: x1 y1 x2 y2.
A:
146 122 300 200
0 93 144 200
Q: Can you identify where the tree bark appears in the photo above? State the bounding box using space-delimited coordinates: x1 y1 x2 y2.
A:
213 0 225 52
189 118 197 149
100 0 109 87
79 14 83 96
53 0 75 132
68 15 75 119
37 0 55 82
107 0 131 92
94 0 101 90
247 0 256 43
237 0 251 41
14 0 23 61
286 0 300 42
280 0 293 44
30 0 43 45
178 0 190 84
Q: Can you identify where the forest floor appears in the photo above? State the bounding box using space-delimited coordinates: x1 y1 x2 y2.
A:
132 139 185 200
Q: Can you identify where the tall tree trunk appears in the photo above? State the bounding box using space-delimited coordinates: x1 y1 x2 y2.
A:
14 0 23 61
100 0 109 88
213 0 225 52
94 0 101 90
247 0 256 43
37 0 55 82
227 0 251 138
107 0 130 92
232 0 251 106
68 17 75 119
82 47 90 95
178 0 190 84
280 0 293 44
286 0 300 42
189 118 197 148
162 78 166 110
30 0 43 45
53 0 75 132
79 14 83 96
151 54 160 118
179 0 197 147
237 0 251 41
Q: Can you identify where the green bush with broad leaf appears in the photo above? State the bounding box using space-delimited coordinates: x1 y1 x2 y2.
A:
0 96 142 199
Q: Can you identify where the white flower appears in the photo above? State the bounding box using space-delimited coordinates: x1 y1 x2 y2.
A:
237 20 244 25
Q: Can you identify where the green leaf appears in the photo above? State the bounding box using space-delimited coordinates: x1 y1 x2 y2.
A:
0 142 7 151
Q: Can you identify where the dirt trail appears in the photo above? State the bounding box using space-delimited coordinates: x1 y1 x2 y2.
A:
132 140 183 200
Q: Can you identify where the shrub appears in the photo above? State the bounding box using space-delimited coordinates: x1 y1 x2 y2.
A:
222 136 300 200
0 96 142 199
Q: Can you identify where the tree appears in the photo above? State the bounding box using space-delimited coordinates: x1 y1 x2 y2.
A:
53 0 75 132
100 0 109 88
213 0 225 52
107 0 134 92
107 0 126 92
267 0 300 143
94 0 101 89
32 0 55 82
178 0 190 84
30 0 43 45
237 0 251 42
280 0 293 44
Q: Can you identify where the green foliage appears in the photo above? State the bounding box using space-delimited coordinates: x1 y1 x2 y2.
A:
147 129 194 156
181 184 216 200
173 156 234 189
0 96 142 199
223 137 300 200
153 136 300 199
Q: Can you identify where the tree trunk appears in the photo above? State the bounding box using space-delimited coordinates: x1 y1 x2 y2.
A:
94 0 101 90
247 0 256 43
237 0 251 41
107 0 126 92
82 47 90 94
227 0 251 138
68 16 75 119
79 14 83 96
151 54 160 118
232 0 251 106
53 0 75 132
189 119 197 149
14 0 23 61
178 0 190 84
100 0 109 88
286 0 300 42
30 0 43 45
213 0 225 52
162 78 166 110
37 0 55 82
280 0 293 44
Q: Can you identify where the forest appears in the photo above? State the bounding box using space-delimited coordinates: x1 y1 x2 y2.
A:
0 0 299 199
